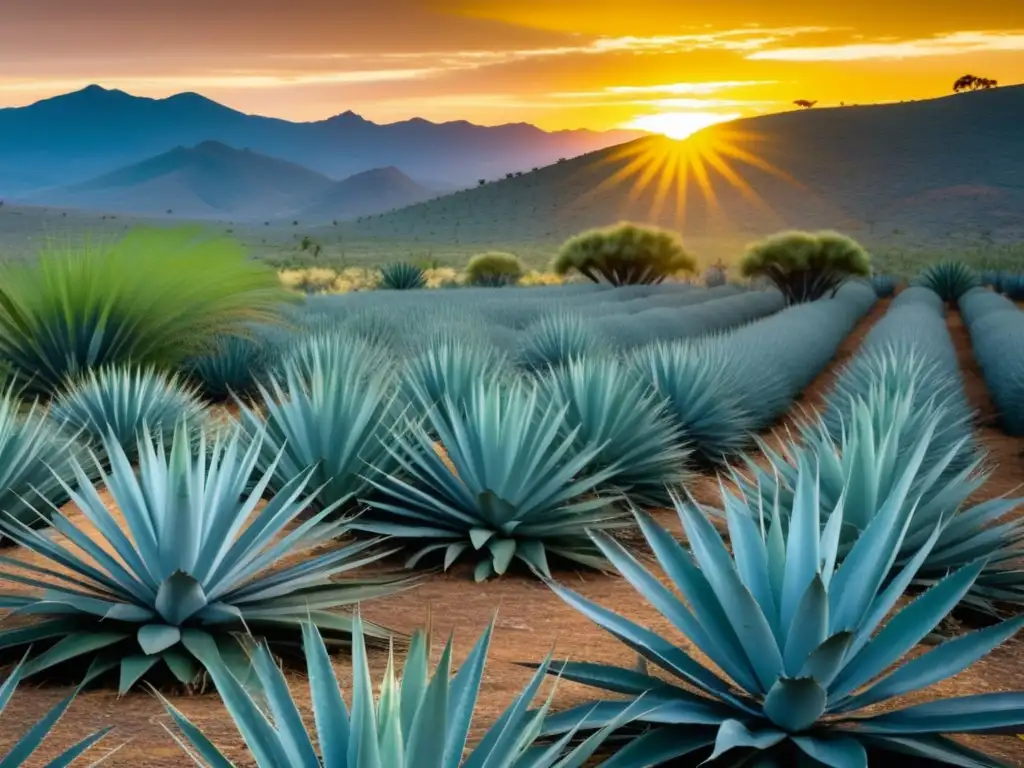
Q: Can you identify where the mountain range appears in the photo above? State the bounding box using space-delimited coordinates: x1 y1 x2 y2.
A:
22 141 436 220
346 85 1024 246
0 85 643 197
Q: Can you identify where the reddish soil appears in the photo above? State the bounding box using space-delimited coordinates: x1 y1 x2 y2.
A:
2 302 1024 766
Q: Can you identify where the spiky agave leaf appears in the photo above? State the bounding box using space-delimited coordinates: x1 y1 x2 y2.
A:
731 388 1024 614
400 337 512 425
519 312 606 371
0 654 113 766
0 386 89 536
379 262 427 290
359 378 627 581
274 330 393 390
0 421 410 690
541 355 690 506
187 333 271 401
630 339 755 465
49 365 209 462
162 615 637 767
238 337 402 512
539 457 1024 766
914 261 981 304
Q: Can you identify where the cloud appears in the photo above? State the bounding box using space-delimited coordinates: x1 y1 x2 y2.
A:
748 30 1024 61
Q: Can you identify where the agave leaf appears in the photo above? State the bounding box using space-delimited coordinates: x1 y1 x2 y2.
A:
762 677 828 732
707 720 787 762
791 733 868 768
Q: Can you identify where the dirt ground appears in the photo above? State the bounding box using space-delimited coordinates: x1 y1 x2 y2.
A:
2 300 1024 767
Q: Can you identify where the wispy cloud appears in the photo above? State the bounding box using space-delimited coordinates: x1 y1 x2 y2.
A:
748 30 1024 61
603 80 777 95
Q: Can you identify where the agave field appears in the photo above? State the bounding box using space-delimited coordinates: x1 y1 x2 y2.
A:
1 230 1024 766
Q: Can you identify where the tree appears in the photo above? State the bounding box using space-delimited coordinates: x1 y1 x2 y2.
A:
739 230 871 305
793 99 817 109
478 178 487 186
465 252 524 287
553 222 697 286
953 74 998 93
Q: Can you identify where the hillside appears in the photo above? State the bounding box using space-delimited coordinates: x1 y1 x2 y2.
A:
0 86 642 195
24 141 338 219
345 86 1024 247
297 166 436 221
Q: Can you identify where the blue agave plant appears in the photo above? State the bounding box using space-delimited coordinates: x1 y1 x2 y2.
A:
541 355 690 505
630 339 754 465
359 378 627 581
162 615 638 767
0 421 409 690
49 365 208 461
239 335 403 512
0 654 112 766
188 333 271 400
519 312 606 371
733 387 1024 614
539 459 1024 765
914 261 981 304
0 385 88 533
379 262 428 290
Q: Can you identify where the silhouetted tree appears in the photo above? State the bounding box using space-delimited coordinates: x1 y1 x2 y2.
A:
793 100 817 109
478 179 487 186
953 74 998 93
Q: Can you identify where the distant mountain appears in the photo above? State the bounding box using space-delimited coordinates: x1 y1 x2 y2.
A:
24 141 336 219
0 85 644 195
347 86 1024 246
297 166 435 221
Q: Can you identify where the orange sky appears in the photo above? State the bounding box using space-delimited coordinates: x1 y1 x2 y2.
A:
2 0 1023 131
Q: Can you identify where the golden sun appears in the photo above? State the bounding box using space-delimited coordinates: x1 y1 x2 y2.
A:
627 111 738 140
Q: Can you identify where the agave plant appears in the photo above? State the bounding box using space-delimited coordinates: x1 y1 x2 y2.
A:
400 337 512 424
49 365 208 461
0 422 408 690
1001 274 1024 300
237 338 401 512
519 312 606 371
870 274 896 298
359 378 627 581
914 261 981 304
274 330 393 390
163 615 635 767
541 356 690 505
188 333 271 401
732 387 1024 614
630 339 754 465
379 262 428 290
540 459 1024 765
0 654 112 766
0 386 88 533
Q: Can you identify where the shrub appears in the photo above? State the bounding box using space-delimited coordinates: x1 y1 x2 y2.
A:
871 274 896 297
1001 273 1024 300
187 333 270 401
379 262 427 290
0 387 87 534
237 336 401 513
539 462 1024 765
0 227 288 397
703 262 728 287
914 260 981 304
553 222 696 285
542 355 689 505
739 230 871 304
359 378 627 581
0 422 407 689
49 365 208 462
518 312 606 370
464 251 524 287
162 616 624 767
0 656 111 765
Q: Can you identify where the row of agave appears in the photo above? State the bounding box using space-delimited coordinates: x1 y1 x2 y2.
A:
4 338 1024 765
0 283 877 683
960 287 1024 436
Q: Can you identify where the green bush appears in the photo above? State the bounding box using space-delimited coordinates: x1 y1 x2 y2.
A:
740 230 871 304
553 222 696 285
464 251 524 287
0 227 289 397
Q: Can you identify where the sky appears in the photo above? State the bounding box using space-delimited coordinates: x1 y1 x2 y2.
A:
2 0 1023 134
